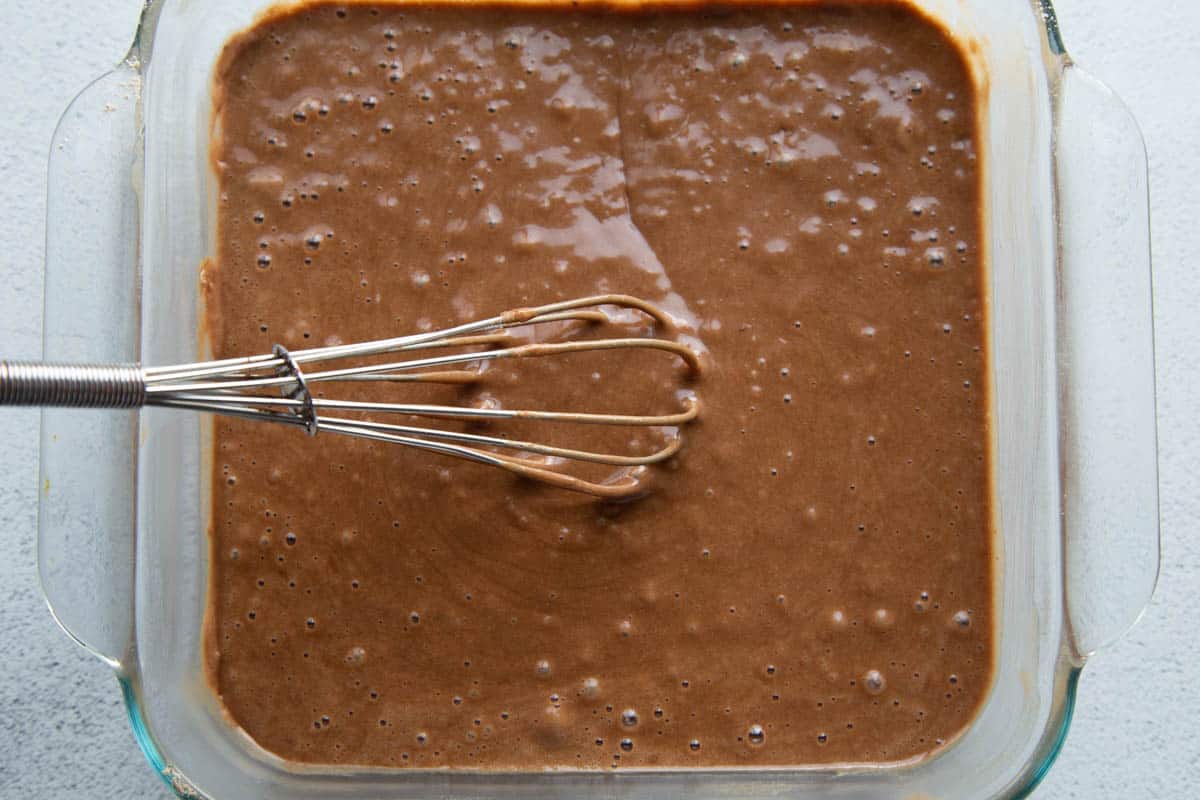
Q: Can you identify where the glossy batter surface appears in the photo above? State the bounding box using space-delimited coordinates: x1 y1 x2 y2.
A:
204 0 994 769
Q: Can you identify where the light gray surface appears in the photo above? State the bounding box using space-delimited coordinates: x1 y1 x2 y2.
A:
0 0 1195 797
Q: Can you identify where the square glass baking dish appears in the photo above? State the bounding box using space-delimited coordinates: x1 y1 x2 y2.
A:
37 0 1159 797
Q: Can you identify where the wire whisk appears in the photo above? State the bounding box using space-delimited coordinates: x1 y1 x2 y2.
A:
1 295 701 498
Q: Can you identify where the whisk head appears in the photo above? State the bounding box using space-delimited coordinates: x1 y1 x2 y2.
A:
145 295 700 498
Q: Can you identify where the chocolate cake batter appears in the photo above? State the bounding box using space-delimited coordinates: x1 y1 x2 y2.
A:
204 0 994 769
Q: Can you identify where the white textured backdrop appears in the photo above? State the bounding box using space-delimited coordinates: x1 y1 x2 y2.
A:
0 1 1194 796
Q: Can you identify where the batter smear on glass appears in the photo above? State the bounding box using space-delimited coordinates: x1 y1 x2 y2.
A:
204 0 995 769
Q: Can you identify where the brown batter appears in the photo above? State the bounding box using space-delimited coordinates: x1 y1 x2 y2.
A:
204 0 994 769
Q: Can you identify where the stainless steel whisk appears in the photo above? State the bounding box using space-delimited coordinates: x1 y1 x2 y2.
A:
0 295 700 498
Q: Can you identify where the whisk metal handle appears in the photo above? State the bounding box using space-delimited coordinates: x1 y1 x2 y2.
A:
0 360 146 408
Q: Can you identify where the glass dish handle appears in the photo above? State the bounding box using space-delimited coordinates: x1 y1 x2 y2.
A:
1054 63 1160 660
39 64 142 670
